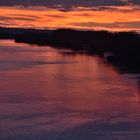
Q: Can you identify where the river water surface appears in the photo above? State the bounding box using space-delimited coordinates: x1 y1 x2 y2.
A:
0 40 140 140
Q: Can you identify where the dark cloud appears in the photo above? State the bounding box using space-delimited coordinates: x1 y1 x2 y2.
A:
0 0 139 12
131 0 140 5
0 0 127 7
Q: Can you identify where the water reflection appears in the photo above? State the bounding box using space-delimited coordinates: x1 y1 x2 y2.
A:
0 40 140 140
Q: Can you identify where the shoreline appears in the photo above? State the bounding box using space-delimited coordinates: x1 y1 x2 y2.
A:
0 27 140 73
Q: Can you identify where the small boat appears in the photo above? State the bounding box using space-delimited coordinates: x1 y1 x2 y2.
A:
104 51 116 62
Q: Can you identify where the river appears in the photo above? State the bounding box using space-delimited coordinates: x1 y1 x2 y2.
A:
0 40 140 140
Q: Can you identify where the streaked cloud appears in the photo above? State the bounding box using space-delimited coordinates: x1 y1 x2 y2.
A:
0 0 127 7
0 0 139 8
0 0 139 31
73 21 140 29
0 6 139 31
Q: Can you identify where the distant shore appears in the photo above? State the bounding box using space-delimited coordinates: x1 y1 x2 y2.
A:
0 27 140 73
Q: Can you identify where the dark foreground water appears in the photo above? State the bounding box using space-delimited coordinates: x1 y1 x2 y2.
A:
0 40 140 140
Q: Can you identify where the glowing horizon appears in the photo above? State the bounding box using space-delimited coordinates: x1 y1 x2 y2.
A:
0 5 140 32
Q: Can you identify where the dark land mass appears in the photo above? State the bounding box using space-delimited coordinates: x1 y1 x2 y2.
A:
0 27 140 73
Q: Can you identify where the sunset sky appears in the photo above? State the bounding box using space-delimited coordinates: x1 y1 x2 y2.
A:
0 0 140 31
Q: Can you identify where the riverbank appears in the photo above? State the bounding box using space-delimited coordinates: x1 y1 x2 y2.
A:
0 27 140 73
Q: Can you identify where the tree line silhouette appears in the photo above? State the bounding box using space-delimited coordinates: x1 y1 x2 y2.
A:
0 27 140 73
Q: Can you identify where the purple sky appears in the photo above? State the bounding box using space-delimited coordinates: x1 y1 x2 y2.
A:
0 0 139 7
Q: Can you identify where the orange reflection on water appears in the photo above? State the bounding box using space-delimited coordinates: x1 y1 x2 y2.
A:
0 40 140 136
0 6 139 31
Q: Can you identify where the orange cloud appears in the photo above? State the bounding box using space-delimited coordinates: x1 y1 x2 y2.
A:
0 6 139 31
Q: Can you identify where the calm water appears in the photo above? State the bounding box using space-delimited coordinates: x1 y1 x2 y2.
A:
0 40 140 140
